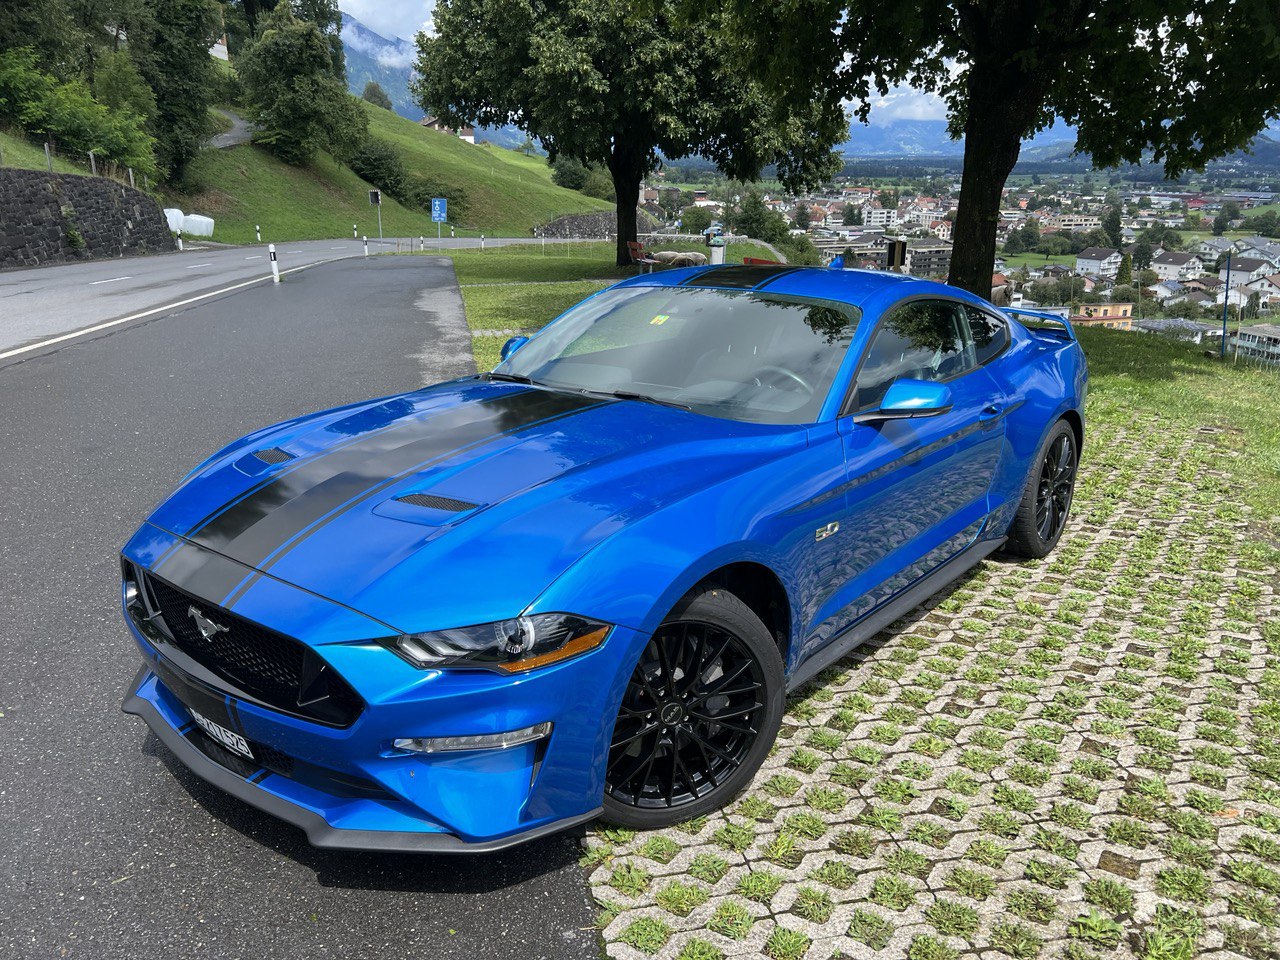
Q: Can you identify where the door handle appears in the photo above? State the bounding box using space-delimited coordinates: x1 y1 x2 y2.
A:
978 404 1002 422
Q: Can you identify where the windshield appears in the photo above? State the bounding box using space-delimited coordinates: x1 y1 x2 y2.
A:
496 287 861 424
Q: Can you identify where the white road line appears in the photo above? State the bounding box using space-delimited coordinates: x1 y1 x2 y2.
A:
185 262 213 269
0 260 335 363
89 276 132 285
244 255 262 260
329 246 345 249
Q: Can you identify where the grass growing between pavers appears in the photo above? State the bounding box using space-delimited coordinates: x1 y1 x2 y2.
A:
580 329 1280 959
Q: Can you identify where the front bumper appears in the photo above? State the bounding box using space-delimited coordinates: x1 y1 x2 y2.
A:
121 607 644 852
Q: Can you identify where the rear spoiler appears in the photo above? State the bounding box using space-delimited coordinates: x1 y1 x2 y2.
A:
1002 307 1076 341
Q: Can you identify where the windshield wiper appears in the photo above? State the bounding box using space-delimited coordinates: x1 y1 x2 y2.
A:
600 390 692 411
483 371 535 384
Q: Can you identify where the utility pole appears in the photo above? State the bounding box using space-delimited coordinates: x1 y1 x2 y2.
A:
1220 251 1232 359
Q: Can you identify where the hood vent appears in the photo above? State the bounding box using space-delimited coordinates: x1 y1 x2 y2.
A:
254 447 295 465
396 492 479 513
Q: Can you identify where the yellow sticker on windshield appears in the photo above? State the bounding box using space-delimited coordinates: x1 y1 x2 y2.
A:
649 314 670 326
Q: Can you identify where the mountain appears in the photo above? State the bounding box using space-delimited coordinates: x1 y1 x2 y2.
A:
340 13 423 121
840 118 1076 158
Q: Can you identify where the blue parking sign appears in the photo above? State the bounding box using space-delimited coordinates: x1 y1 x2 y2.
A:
431 198 447 222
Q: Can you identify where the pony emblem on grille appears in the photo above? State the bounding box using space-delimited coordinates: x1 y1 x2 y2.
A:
187 605 229 641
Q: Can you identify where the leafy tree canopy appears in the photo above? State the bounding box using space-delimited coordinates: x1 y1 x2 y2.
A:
362 80 393 110
237 3 365 165
722 0 1280 294
413 0 843 265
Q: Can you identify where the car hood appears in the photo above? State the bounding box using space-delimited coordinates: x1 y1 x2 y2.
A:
143 379 802 632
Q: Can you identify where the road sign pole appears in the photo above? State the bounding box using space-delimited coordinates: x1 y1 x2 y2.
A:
437 221 441 240
377 204 383 242
268 243 279 284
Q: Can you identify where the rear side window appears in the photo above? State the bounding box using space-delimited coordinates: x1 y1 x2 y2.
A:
852 299 975 411
965 306 1010 365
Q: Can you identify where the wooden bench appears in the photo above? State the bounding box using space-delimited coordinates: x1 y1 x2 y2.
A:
627 240 663 273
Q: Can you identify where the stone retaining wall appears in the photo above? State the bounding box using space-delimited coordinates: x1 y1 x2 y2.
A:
0 169 174 269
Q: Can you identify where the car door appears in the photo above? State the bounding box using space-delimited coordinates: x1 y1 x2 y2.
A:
801 297 1009 656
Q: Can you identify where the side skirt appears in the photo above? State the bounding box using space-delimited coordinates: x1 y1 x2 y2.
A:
786 536 1006 692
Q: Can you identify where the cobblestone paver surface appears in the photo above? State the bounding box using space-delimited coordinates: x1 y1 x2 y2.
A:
584 417 1280 960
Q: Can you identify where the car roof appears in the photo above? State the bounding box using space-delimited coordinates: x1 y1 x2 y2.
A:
612 264 991 316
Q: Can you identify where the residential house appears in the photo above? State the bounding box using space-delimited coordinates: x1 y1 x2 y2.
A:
1221 258 1274 284
927 220 952 241
1152 251 1205 281
906 240 952 278
1075 247 1122 277
1245 273 1280 306
1071 303 1134 330
1049 214 1102 232
419 117 476 143
1198 236 1235 259
1228 324 1280 366
1133 319 1221 344
862 205 898 229
1151 280 1184 302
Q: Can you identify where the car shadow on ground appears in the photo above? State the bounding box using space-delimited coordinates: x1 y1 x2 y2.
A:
143 732 587 892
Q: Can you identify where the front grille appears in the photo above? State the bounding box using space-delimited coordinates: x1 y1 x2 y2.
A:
396 492 478 513
143 573 363 727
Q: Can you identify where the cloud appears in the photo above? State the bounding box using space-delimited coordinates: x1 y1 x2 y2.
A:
863 87 949 124
337 0 434 43
339 21 417 68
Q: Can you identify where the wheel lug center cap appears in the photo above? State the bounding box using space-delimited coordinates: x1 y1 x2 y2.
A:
659 702 685 725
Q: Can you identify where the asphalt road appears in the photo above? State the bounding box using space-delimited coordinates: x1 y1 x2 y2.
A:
0 236 567 359
0 257 599 960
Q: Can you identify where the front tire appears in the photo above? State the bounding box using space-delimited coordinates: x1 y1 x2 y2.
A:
600 585 785 829
1004 419 1078 559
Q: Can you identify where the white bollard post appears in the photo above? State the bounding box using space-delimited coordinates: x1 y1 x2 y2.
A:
450 226 455 239
353 223 358 239
256 224 261 242
268 243 279 284
480 234 485 252
176 230 183 252
420 236 424 252
363 235 369 257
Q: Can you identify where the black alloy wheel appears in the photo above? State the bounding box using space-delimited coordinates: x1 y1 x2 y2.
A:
1004 419 1079 559
601 587 784 828
1035 431 1076 542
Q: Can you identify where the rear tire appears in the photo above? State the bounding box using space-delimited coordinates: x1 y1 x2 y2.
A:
1004 419 1078 559
600 585 785 829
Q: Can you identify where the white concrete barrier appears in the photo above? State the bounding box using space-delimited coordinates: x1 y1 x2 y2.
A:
182 214 215 237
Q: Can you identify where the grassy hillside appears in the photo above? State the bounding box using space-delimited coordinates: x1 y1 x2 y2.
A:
162 104 610 244
0 129 91 175
359 102 611 232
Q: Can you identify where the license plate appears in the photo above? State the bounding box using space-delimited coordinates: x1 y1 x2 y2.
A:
189 706 255 760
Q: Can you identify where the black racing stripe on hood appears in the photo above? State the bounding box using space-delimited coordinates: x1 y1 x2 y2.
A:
183 388 599 593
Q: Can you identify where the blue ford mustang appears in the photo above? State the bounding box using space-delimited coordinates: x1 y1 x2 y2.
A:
120 264 1086 852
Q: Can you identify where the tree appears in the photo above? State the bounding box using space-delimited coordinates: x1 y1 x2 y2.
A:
549 155 588 190
518 134 536 156
413 1 842 266
725 0 1280 296
1115 253 1132 286
842 202 862 226
794 203 812 229
1132 239 1154 270
131 0 220 179
732 191 788 244
1103 207 1123 247
362 80 393 110
291 0 345 81
680 205 712 235
1213 211 1230 236
237 4 366 165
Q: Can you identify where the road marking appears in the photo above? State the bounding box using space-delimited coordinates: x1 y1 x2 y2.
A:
90 276 132 285
185 262 213 269
329 246 345 249
244 255 262 260
0 260 337 363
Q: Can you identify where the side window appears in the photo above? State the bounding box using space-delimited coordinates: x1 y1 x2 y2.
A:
852 300 974 411
964 306 1010 366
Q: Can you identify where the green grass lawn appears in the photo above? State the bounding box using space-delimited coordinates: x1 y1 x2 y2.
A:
999 252 1076 269
0 128 89 175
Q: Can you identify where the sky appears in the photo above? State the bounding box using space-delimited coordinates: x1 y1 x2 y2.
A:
334 0 947 125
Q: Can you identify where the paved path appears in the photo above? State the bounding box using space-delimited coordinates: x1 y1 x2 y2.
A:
208 109 254 148
0 257 599 960
0 237 574 364
586 417 1280 959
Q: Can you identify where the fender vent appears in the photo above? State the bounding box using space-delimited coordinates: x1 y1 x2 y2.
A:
396 492 479 513
254 447 295 465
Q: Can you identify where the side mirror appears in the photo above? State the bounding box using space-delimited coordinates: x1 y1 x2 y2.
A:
852 378 953 424
499 336 529 362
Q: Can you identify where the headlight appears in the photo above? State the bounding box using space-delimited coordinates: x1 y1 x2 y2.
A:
384 613 611 673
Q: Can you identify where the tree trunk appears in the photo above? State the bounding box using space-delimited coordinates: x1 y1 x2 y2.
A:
949 62 1046 297
609 146 644 267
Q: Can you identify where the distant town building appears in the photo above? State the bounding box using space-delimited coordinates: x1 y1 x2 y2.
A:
906 240 952 278
420 117 476 143
1151 251 1205 281
1071 303 1134 329
1075 247 1123 277
1229 324 1280 365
